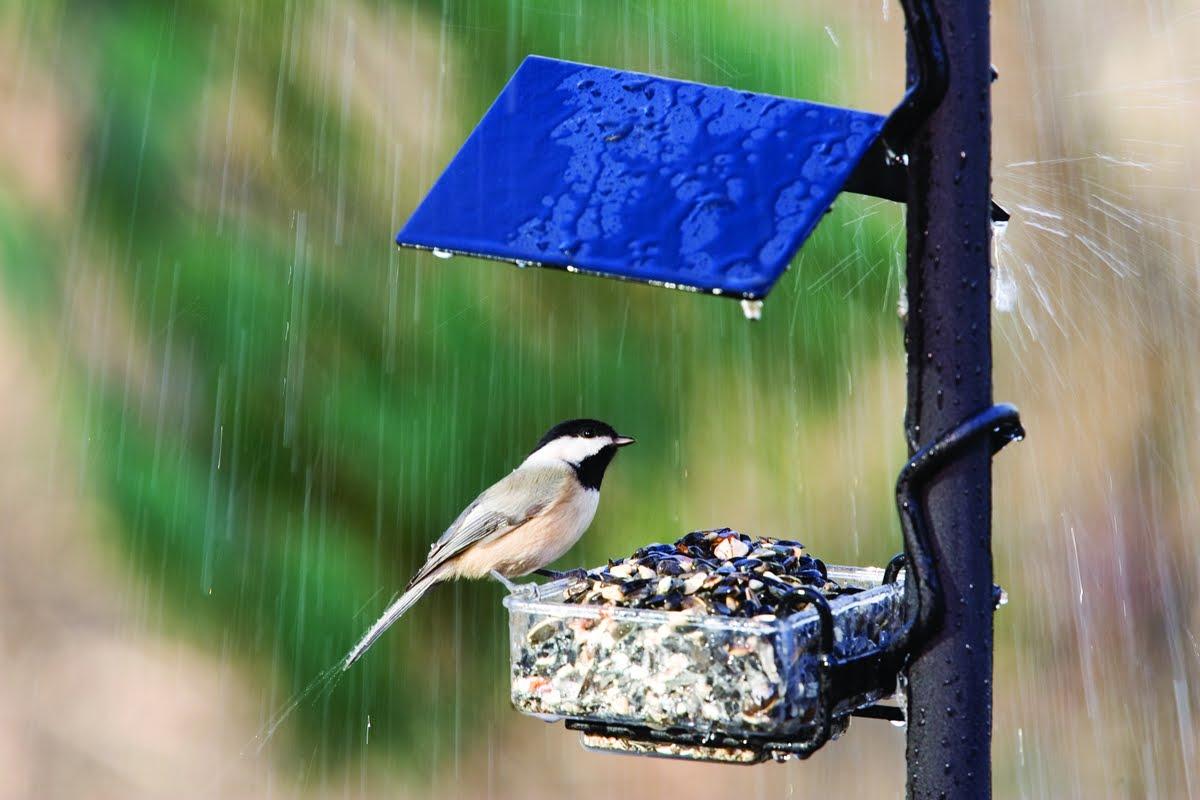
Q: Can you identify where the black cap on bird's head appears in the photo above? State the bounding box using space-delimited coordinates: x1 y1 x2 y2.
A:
529 418 635 490
534 418 634 449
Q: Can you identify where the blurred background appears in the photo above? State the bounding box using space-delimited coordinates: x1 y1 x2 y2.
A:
1 1 1197 797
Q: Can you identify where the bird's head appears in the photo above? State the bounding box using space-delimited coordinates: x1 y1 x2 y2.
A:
525 418 635 489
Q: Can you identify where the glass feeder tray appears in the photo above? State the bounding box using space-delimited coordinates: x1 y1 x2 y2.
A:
504 564 905 763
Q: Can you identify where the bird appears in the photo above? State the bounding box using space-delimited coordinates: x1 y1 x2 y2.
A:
342 418 635 669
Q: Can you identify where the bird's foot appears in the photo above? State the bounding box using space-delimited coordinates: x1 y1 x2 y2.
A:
489 570 523 594
534 567 589 582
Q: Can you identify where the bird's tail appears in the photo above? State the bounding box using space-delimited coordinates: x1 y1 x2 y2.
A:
342 568 444 670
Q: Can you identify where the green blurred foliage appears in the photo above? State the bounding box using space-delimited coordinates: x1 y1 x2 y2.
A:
8 0 903 767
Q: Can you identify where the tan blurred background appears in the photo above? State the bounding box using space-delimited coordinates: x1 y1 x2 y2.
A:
1 1 1198 798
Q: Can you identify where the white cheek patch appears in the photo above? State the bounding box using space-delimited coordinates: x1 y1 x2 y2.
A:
525 435 611 465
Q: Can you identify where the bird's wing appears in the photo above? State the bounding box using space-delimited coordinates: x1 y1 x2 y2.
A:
412 464 572 582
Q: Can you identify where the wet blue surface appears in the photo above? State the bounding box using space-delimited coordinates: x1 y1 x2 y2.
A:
397 56 885 299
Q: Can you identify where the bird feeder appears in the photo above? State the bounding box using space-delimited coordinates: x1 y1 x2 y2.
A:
502 405 1021 764
505 565 905 764
394 0 1021 777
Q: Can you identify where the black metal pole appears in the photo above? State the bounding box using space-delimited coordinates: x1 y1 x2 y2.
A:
902 1 995 798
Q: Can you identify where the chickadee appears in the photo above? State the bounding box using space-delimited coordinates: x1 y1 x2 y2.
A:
343 418 634 669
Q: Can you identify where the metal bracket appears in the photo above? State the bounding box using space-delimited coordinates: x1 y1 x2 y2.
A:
892 403 1024 660
849 403 1024 723
847 0 1009 221
883 0 948 154
844 138 1010 222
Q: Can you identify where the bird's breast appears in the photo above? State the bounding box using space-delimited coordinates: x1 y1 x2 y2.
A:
454 487 601 579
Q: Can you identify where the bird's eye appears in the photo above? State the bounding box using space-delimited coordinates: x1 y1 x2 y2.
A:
582 429 595 438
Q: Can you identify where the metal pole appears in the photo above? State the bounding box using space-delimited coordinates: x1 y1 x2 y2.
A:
902 1 995 798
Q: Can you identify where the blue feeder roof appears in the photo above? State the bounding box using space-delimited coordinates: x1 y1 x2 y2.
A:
397 55 886 300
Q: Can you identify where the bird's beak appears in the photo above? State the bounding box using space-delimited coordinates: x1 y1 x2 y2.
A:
613 435 636 447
